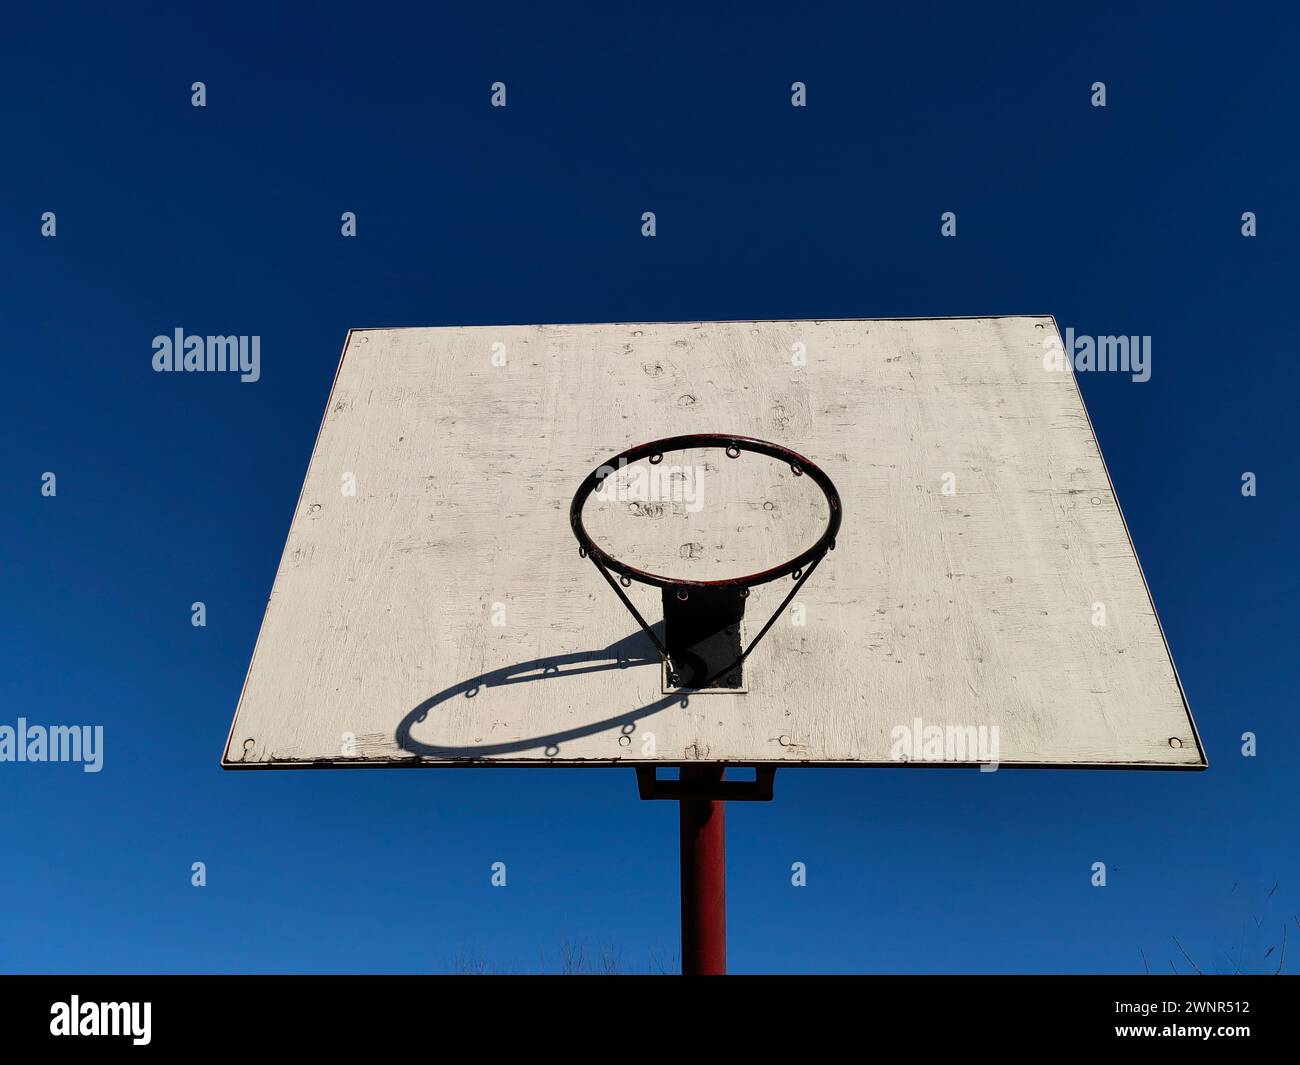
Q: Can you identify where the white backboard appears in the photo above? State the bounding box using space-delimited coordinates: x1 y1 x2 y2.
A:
223 318 1204 770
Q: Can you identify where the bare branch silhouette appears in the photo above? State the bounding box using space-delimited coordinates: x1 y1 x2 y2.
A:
1173 936 1204 975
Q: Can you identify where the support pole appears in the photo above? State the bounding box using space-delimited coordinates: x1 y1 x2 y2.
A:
679 765 726 975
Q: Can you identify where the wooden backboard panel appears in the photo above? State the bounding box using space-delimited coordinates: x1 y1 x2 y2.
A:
223 318 1204 769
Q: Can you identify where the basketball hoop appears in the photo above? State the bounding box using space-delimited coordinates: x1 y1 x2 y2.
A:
571 434 842 690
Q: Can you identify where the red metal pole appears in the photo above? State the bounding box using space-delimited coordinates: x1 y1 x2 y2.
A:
679 766 726 975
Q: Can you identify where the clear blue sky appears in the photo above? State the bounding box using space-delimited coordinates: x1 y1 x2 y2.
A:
1 1 1296 974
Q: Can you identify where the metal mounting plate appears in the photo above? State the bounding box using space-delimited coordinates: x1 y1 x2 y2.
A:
636 767 777 801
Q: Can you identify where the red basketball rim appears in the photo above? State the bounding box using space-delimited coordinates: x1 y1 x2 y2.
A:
569 433 842 590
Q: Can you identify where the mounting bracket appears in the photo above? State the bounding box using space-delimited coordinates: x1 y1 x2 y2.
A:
635 766 777 802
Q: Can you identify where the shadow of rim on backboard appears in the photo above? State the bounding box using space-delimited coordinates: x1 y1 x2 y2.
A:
395 627 685 760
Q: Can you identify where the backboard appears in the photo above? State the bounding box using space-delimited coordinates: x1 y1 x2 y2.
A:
223 318 1204 770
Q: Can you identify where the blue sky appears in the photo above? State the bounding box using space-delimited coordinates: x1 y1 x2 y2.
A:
1 1 1297 973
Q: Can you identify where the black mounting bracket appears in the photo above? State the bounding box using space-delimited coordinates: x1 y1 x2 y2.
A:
635 766 777 802
661 585 746 689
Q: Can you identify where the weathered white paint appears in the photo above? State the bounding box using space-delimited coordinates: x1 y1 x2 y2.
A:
223 318 1204 769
